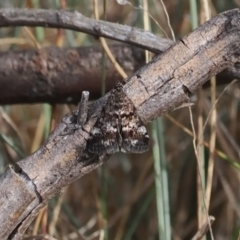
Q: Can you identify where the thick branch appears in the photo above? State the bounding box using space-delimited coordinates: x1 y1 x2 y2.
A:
123 9 240 123
0 44 238 104
0 9 238 105
0 44 146 104
1 8 240 239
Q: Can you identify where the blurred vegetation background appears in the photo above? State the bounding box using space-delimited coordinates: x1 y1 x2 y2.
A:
0 0 239 239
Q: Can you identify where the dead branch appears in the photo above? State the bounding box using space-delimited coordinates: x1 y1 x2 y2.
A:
0 44 146 104
0 8 240 240
0 8 238 105
0 44 238 104
0 8 173 53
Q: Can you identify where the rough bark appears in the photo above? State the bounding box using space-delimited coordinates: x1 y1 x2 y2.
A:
0 44 238 104
0 8 240 240
0 8 173 54
0 44 146 104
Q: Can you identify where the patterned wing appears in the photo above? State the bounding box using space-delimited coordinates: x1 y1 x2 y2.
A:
87 81 149 155
121 113 149 153
87 86 120 155
87 120 119 155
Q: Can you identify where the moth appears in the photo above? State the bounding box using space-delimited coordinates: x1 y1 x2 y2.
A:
87 82 149 155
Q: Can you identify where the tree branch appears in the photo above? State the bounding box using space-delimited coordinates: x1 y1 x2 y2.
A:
0 44 146 104
0 8 240 239
0 44 144 104
0 8 173 53
0 44 238 105
0 8 238 104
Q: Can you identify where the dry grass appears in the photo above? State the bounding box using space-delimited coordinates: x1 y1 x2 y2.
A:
0 0 239 239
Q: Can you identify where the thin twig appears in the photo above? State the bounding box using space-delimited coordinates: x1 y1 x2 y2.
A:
0 8 173 53
78 91 90 126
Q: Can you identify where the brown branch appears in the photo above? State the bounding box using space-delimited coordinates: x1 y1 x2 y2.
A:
0 44 238 105
123 9 240 124
0 9 238 105
0 44 146 104
0 8 173 54
0 8 240 239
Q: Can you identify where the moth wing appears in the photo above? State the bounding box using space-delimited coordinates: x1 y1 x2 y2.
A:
121 118 149 153
88 82 149 155
103 122 119 154
88 121 119 155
